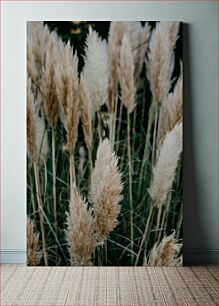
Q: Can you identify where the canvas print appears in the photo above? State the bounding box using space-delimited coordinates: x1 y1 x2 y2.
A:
27 21 183 266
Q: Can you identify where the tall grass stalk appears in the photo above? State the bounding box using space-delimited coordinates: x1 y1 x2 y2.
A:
132 108 137 158
135 202 154 266
137 102 155 199
127 112 134 262
28 165 36 215
51 128 57 229
112 95 119 148
33 161 48 265
70 154 76 188
155 204 162 241
152 103 159 165
158 194 171 242
176 205 183 239
115 102 123 152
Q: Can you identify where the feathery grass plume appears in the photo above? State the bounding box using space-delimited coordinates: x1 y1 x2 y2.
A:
27 22 60 108
160 69 183 140
54 39 70 128
83 26 109 117
166 21 180 50
127 22 151 81
144 231 182 266
27 22 53 73
27 39 38 84
146 21 178 105
35 114 49 162
108 21 128 114
27 217 42 266
90 139 123 242
55 40 77 128
27 77 36 159
55 40 79 154
79 74 92 151
27 39 41 105
119 35 136 113
27 22 50 100
66 185 96 266
148 122 182 206
127 22 142 56
42 35 59 128
27 77 48 162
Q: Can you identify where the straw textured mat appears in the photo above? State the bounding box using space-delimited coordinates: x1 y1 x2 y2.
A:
1 265 218 305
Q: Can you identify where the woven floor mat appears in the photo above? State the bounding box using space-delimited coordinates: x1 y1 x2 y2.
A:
1 265 218 305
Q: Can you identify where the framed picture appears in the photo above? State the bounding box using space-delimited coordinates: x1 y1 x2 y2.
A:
26 20 183 266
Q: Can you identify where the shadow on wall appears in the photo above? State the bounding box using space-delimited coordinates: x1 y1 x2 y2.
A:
183 24 214 265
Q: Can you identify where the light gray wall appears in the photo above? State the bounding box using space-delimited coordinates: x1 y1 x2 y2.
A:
1 1 218 263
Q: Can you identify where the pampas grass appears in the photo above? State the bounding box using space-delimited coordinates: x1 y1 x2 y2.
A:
42 38 59 128
35 115 49 163
27 40 38 87
90 139 123 242
83 26 109 117
108 21 128 114
160 67 183 140
144 231 182 266
146 21 179 105
119 35 136 114
146 21 180 165
66 186 96 266
127 22 151 82
27 217 42 266
66 139 123 265
27 21 183 266
148 122 182 207
41 34 60 230
55 39 79 189
119 34 136 260
27 78 36 160
27 77 48 265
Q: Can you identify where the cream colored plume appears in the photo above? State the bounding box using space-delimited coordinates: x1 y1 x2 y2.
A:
42 36 59 128
55 40 79 154
148 122 182 206
27 78 36 159
27 22 60 107
160 68 183 140
166 21 180 50
90 139 123 241
27 217 42 266
66 185 96 266
147 21 180 104
27 39 38 84
119 35 136 114
144 231 182 266
108 21 128 113
83 26 109 117
127 22 151 81
27 22 59 73
27 78 48 162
